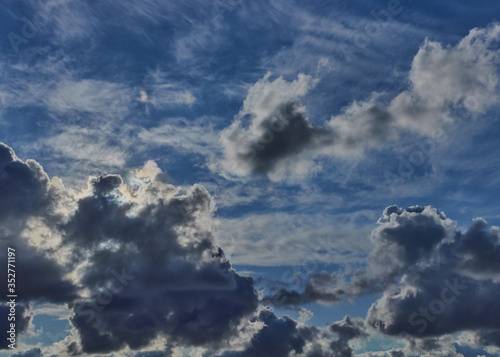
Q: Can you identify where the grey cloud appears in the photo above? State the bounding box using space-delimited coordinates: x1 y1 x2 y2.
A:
216 311 366 357
329 316 368 357
0 142 258 354
475 329 500 348
0 143 51 219
0 143 77 305
219 24 500 180
220 101 335 179
242 310 309 357
263 271 346 306
63 175 259 353
365 206 500 345
262 203 500 354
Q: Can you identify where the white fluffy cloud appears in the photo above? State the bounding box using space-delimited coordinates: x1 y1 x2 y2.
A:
218 24 500 180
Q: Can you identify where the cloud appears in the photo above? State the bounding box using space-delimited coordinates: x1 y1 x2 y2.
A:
329 315 369 357
0 143 78 304
389 24 500 135
46 79 133 115
11 347 43 357
261 204 500 353
0 142 258 354
218 24 500 180
3 141 500 356
62 176 259 353
263 271 347 306
216 310 367 357
365 206 500 345
218 73 331 180
138 118 220 156
216 211 374 266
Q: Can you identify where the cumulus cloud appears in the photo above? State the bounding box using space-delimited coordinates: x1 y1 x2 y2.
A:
0 304 32 350
218 73 329 180
0 142 258 354
219 24 500 180
2 141 376 357
365 206 500 341
216 311 367 357
263 204 500 354
4 140 500 356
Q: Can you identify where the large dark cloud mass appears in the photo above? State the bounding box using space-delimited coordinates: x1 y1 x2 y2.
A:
1 142 372 357
264 205 500 354
366 206 500 342
3 141 500 356
0 143 260 355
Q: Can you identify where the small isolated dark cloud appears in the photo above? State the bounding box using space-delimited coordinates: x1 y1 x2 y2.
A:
241 309 311 357
263 271 346 306
220 101 335 178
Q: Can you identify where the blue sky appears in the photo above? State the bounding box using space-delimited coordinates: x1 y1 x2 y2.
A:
1 0 500 356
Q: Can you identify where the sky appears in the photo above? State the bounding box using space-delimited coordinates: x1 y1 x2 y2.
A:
1 0 500 356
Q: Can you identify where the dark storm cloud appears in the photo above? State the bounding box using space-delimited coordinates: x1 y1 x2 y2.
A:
0 143 77 306
63 173 259 353
0 143 259 354
5 139 500 355
366 206 500 345
241 309 309 357
0 241 77 303
475 329 500 348
0 143 51 219
263 204 500 353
